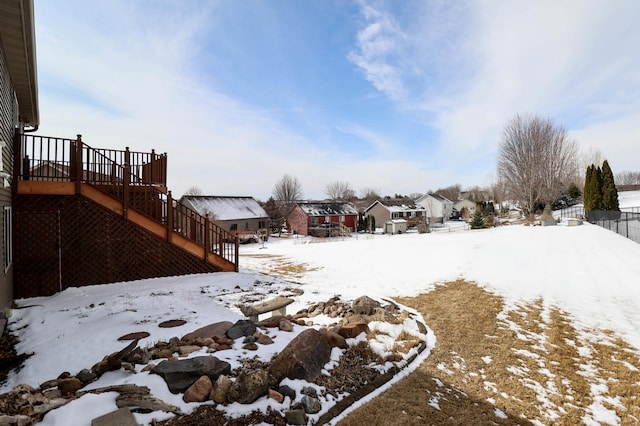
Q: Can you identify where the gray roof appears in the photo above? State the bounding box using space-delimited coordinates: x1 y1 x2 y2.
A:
427 193 453 204
296 201 358 216
180 196 268 221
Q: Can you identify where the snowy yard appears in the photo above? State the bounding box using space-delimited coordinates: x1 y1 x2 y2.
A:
2 220 640 424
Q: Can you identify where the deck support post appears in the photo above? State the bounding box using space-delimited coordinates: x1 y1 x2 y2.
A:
123 163 130 220
204 214 210 262
74 134 83 194
166 191 173 243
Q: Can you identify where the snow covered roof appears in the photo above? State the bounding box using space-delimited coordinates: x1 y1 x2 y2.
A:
180 196 268 221
365 199 425 213
296 201 358 216
416 193 453 204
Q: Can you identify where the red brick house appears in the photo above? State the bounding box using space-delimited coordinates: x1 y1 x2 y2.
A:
288 201 358 236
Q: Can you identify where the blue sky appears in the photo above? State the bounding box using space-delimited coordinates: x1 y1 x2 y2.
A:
33 0 640 200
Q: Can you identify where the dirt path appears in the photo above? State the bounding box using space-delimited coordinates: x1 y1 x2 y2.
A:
339 280 640 425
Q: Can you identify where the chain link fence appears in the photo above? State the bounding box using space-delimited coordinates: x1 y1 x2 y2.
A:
588 210 640 244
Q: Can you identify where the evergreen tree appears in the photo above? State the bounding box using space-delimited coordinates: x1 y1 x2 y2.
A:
592 166 603 210
567 183 582 202
357 212 366 232
583 165 593 210
470 210 485 229
601 160 620 211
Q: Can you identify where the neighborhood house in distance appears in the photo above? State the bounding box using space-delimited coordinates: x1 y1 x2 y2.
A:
287 201 358 237
180 195 269 242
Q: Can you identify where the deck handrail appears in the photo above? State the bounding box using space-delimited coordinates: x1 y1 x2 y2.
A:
17 133 238 270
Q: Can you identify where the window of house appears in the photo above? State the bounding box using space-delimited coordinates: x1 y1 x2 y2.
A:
339 215 345 222
245 222 249 230
311 217 319 226
325 216 330 223
230 223 238 231
3 207 11 272
258 220 266 229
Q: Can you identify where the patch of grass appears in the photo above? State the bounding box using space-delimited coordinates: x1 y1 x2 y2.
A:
339 279 640 425
239 254 319 279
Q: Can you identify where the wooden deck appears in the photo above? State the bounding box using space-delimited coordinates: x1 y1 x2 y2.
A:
13 133 239 297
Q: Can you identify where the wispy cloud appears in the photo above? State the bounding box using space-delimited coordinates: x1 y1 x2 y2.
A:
33 1 640 200
348 2 408 101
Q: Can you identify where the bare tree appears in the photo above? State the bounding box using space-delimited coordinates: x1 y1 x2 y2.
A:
435 184 461 202
360 187 381 207
581 147 604 178
464 185 489 202
324 180 355 201
497 114 578 214
272 174 303 214
183 186 203 196
616 171 640 185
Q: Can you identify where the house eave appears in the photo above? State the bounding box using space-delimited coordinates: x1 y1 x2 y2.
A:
0 0 39 126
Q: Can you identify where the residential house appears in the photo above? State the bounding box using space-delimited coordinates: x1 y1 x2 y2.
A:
288 201 358 236
180 196 269 241
364 198 426 230
454 199 477 221
415 193 454 224
0 0 40 312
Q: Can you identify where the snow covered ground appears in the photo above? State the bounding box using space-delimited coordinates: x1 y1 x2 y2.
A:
2 220 640 425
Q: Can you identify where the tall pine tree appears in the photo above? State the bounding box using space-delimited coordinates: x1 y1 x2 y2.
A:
601 160 620 211
583 165 593 211
591 166 603 211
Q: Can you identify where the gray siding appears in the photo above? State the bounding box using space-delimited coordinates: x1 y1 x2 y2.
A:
0 46 17 309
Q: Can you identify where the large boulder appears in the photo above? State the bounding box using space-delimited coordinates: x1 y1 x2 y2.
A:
268 329 331 383
151 356 230 394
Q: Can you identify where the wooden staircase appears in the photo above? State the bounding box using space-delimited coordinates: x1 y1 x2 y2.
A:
13 133 239 298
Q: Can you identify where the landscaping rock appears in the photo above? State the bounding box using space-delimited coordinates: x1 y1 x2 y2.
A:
76 369 96 384
57 377 82 395
278 318 294 332
255 333 274 345
228 369 269 404
159 319 186 328
337 322 370 339
151 356 231 394
256 315 287 328
117 331 150 341
269 329 331 383
278 385 296 401
225 320 256 340
352 295 380 315
319 328 347 349
268 389 284 403
91 407 138 426
177 345 201 356
182 321 233 342
211 375 232 404
183 376 213 403
301 395 322 414
285 409 308 425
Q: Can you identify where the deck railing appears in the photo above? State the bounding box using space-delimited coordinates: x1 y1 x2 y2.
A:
17 133 238 270
18 134 166 186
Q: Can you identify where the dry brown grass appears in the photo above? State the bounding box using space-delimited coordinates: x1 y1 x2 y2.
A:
240 253 319 279
339 280 640 425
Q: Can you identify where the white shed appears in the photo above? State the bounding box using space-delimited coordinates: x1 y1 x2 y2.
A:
384 219 407 235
